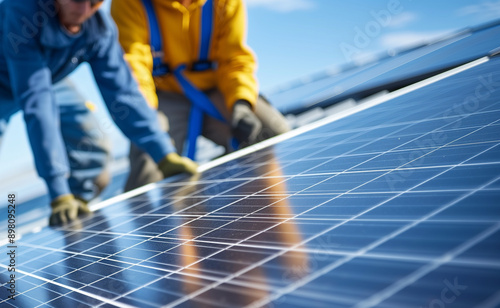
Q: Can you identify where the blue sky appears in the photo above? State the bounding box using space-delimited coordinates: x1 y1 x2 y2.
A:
245 0 500 91
1 0 500 194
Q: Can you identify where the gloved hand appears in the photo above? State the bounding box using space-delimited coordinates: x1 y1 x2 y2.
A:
231 100 262 145
158 152 198 178
49 194 92 226
49 194 79 226
74 196 92 216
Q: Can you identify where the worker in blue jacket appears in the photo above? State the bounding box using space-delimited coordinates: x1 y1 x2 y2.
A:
0 0 197 226
2 77 112 208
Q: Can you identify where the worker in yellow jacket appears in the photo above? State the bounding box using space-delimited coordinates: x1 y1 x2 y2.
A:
111 0 290 191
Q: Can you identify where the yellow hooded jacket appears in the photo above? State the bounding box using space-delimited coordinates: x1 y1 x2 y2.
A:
110 0 258 110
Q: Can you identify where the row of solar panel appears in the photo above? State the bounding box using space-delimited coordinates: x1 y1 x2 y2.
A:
269 20 500 114
1 49 499 306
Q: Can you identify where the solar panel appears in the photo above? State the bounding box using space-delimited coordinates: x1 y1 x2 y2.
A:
1 56 500 308
269 20 500 114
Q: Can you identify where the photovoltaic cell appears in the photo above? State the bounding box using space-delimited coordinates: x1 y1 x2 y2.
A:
1 48 500 308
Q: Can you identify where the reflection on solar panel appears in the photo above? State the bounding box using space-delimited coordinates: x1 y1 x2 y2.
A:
1 52 499 307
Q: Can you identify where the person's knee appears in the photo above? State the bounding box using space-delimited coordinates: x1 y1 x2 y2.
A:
125 142 164 192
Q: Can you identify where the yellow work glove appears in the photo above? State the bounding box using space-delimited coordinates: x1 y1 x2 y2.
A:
158 152 198 178
49 194 91 226
74 196 92 215
49 194 79 226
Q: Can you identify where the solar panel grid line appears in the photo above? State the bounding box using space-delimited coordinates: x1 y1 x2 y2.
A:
167 208 435 221
247 168 500 308
79 258 240 305
9 243 213 303
273 101 499 194
9 226 500 306
273 161 500 182
354 221 500 308
3 46 499 306
40 104 500 306
265 242 500 270
1 166 496 304
52 230 276 280
168 60 500 306
239 187 496 197
246 104 490 181
1 268 74 308
56 202 282 298
20 254 167 301
389 117 500 166
300 33 472 106
7 166 305 306
27 229 230 307
256 205 497 307
60 107 420 254
90 173 338 306
9 109 494 304
5 173 282 286
22 270 115 308
19 241 191 276
89 174 254 227
275 155 499 179
6 288 44 308
198 56 489 175
126 77 496 306
1 277 47 308
14 243 274 308
161 113 500 306
60 228 497 268
1 257 128 306
28 225 413 260
0 210 214 306
0 264 133 308
0 229 102 293
274 127 499 165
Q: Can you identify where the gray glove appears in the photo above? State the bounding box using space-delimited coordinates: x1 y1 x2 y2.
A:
231 100 262 145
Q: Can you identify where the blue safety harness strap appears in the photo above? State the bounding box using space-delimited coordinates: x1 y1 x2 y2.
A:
141 0 170 76
141 0 234 160
199 0 213 62
183 0 221 159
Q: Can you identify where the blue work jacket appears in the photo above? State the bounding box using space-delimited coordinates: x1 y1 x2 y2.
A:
0 0 175 199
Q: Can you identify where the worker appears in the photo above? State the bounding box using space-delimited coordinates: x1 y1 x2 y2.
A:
1 79 111 205
0 0 197 225
110 0 291 191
